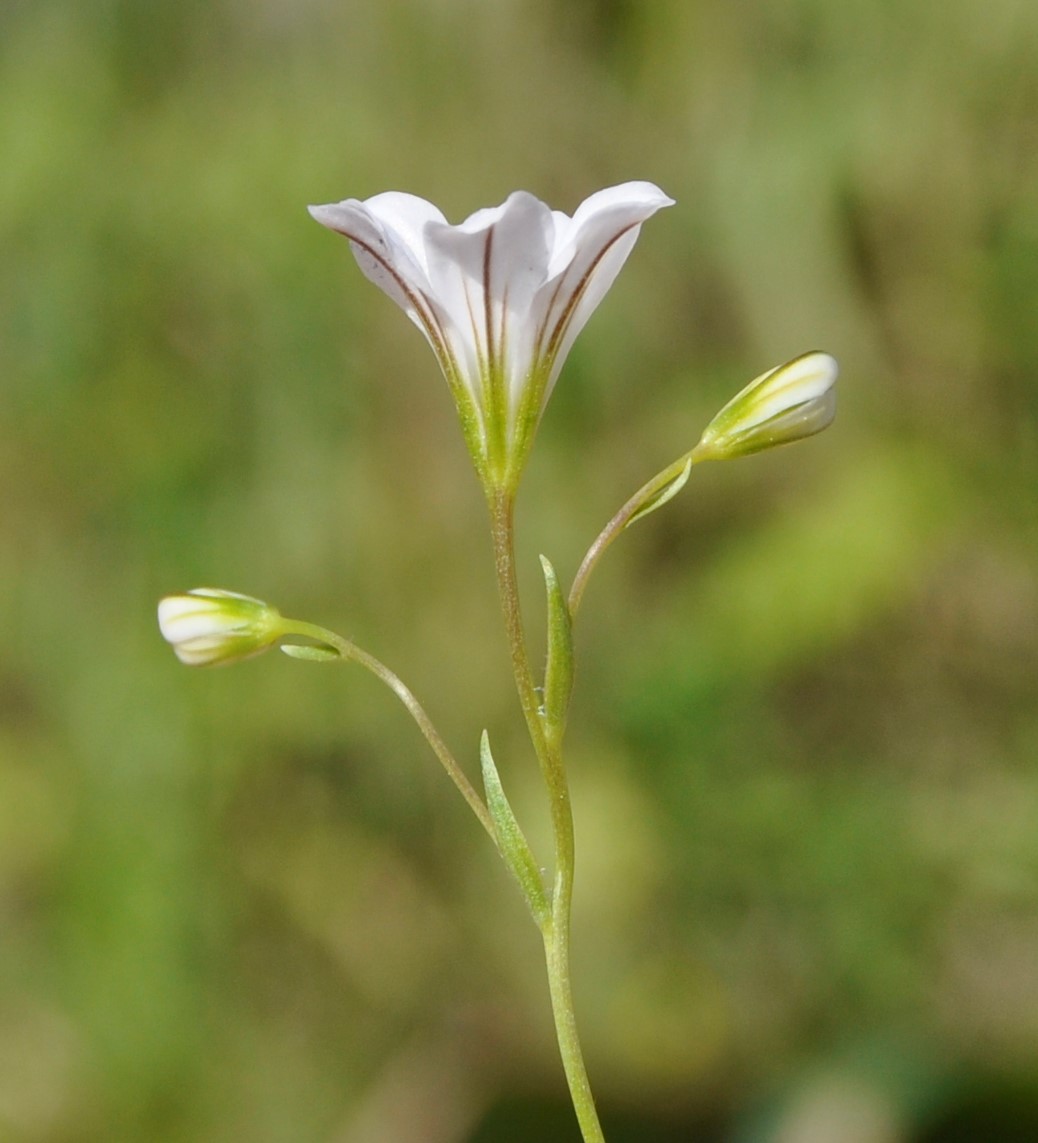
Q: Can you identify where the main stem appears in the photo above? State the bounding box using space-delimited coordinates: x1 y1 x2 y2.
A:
487 487 606 1143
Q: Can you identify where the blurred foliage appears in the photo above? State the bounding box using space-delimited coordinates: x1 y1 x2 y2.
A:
2 0 1038 1140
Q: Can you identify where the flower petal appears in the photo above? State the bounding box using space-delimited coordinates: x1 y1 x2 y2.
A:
308 195 441 333
355 192 447 277
423 191 556 410
539 181 674 398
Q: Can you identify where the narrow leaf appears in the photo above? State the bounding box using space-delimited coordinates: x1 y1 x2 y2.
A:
539 555 574 737
480 731 549 924
626 457 692 527
280 642 341 662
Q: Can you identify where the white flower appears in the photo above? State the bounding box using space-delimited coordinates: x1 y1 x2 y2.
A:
158 588 282 667
692 351 838 462
309 181 674 486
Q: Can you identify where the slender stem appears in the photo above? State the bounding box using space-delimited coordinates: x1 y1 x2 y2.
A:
280 619 497 842
569 452 695 619
486 487 605 1143
486 491 555 783
543 915 603 1143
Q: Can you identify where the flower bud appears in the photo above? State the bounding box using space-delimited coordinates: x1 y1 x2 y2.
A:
158 588 283 667
692 351 838 462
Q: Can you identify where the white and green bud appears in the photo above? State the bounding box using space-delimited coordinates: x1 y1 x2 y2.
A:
692 351 838 462
157 588 283 667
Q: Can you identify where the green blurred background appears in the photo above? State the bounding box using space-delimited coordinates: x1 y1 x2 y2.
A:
3 0 1038 1139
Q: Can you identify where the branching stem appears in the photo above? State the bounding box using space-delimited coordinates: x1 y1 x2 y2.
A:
279 620 496 842
486 487 605 1143
569 452 695 618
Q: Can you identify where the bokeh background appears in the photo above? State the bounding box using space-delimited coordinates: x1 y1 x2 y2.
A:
3 0 1038 1139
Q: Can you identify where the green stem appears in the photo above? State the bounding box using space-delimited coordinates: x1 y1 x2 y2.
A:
279 619 497 842
486 488 605 1143
569 452 694 619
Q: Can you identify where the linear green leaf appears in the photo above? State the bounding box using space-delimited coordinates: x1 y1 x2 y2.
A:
626 457 693 527
479 731 549 925
280 642 341 662
539 555 574 739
